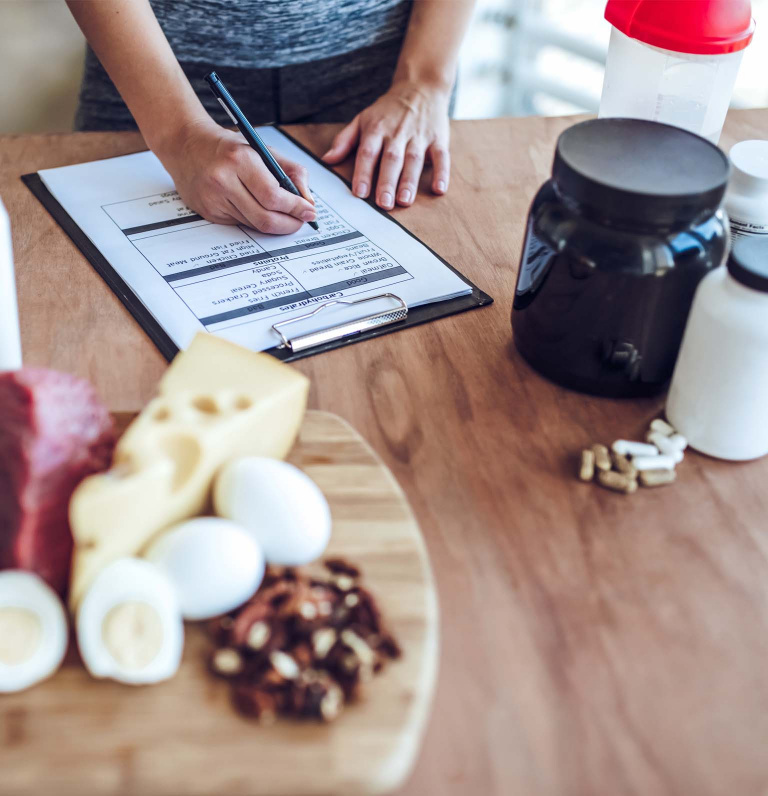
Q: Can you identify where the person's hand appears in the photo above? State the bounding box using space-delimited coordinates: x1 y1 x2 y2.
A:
322 80 451 210
156 118 317 234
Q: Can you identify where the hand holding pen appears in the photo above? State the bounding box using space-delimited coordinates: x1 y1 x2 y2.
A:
150 89 317 236
205 71 319 232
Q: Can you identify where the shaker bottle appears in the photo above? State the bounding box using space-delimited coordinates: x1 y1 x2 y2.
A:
599 0 755 142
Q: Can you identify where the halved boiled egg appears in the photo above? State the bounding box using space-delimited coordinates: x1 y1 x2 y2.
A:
0 571 68 693
77 558 183 685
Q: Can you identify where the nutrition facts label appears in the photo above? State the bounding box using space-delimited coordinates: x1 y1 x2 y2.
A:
101 189 413 331
38 126 470 353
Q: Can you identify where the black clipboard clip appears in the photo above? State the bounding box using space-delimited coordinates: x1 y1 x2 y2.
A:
271 293 408 354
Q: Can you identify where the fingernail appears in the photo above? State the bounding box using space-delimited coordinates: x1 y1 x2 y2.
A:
380 192 393 208
301 210 316 222
436 180 447 193
321 150 332 160
398 189 412 204
355 182 368 198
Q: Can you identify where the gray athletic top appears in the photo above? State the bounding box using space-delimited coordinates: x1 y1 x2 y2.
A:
149 0 413 68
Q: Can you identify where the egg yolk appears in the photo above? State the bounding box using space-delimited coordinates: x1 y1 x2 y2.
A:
102 601 164 671
0 607 43 666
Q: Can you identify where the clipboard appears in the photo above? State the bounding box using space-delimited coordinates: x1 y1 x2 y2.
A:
22 128 492 363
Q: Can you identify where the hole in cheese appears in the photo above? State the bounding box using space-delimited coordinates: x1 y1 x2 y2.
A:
192 396 219 415
160 434 203 491
234 396 253 410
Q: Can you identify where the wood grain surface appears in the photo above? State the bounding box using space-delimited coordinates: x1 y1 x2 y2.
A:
0 411 437 796
3 109 768 796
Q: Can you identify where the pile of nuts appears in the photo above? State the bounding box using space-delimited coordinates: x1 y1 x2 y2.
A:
579 417 688 494
207 559 400 724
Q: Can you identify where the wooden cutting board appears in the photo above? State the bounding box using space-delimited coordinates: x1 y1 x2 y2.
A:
0 411 438 796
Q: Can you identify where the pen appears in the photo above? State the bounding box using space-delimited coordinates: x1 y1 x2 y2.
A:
204 70 319 231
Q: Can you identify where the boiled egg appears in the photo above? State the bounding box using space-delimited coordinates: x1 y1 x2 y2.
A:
214 457 332 566
144 517 264 621
0 571 68 693
77 558 183 685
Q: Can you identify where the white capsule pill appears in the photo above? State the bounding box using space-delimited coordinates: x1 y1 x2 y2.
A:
647 431 684 463
668 433 688 451
612 440 658 457
632 455 676 471
649 418 675 437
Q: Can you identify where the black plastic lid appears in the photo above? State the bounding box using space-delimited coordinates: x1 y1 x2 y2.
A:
727 236 768 292
552 118 730 230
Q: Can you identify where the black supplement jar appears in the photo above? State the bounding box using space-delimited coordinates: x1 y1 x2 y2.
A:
511 118 730 397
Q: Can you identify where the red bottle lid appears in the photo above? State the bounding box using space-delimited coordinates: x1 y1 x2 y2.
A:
605 0 755 55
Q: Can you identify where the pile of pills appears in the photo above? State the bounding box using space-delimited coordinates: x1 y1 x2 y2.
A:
578 418 688 494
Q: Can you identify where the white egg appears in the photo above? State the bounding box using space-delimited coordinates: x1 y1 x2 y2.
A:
77 558 183 685
0 571 68 693
144 517 264 621
214 457 332 566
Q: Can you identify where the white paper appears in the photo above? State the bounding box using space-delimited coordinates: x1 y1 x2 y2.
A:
38 127 471 353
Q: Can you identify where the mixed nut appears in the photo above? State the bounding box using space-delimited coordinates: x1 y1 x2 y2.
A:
207 559 400 724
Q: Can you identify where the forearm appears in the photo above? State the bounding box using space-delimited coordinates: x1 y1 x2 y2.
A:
393 0 476 92
66 0 210 153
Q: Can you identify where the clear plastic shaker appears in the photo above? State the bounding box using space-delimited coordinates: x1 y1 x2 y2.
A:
599 0 755 143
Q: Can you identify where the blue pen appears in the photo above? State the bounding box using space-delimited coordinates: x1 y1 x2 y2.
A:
204 70 319 231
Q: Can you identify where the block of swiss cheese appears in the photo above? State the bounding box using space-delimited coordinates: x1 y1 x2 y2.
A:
68 333 309 609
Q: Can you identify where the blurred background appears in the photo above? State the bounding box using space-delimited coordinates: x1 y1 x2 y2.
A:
1 0 766 134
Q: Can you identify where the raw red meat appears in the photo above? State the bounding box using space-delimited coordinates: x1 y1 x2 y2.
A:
0 368 114 596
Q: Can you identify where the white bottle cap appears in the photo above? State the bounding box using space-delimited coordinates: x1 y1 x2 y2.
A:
729 140 768 197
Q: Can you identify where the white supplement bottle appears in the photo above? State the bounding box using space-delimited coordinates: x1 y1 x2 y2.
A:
666 237 768 460
725 140 768 239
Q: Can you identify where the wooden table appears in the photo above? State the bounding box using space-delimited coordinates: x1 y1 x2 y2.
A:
3 109 768 796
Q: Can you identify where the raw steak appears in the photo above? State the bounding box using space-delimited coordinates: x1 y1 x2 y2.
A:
0 368 114 596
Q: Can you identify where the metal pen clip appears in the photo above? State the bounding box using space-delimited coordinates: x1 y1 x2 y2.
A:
271 293 408 353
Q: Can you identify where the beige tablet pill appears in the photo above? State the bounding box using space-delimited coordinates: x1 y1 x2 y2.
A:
597 470 637 494
639 469 677 487
591 443 611 472
611 451 638 478
579 449 595 481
